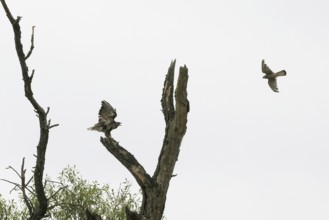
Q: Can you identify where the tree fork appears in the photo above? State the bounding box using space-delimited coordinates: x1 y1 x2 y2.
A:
101 60 189 220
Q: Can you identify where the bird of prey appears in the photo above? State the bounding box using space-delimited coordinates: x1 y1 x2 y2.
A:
88 100 121 138
261 59 286 92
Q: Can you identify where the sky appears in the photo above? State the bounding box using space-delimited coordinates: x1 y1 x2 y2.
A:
1 0 329 219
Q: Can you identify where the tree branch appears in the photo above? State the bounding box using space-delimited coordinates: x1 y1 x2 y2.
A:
161 59 176 123
47 186 68 202
0 0 15 23
100 137 153 189
21 158 34 215
6 165 21 179
153 63 189 184
25 26 35 60
174 65 189 132
0 158 35 215
1 1 58 219
0 179 21 192
97 60 189 220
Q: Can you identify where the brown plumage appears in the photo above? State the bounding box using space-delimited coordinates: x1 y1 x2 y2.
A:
262 59 286 92
88 100 121 138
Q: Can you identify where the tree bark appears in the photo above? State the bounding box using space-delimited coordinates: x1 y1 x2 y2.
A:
101 60 189 220
1 1 58 219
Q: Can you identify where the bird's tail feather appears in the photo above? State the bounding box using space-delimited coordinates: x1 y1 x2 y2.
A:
275 70 286 76
88 125 102 131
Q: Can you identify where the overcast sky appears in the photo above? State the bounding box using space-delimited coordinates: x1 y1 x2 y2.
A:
1 0 329 219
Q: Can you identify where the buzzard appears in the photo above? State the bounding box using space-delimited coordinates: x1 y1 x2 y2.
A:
261 59 286 92
88 100 121 138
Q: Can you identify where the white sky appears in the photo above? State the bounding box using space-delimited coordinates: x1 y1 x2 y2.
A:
1 0 329 219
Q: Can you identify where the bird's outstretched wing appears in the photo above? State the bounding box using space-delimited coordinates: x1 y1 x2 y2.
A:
98 100 117 123
262 59 274 75
268 78 279 92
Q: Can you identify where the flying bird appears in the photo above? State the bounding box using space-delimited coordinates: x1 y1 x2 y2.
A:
88 100 121 138
261 59 286 92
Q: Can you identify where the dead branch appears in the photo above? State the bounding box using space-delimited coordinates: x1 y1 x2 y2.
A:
154 62 189 184
1 1 58 219
161 60 176 122
21 158 34 214
1 158 34 214
99 60 189 220
100 137 153 189
25 26 35 60
0 179 21 192
6 165 21 178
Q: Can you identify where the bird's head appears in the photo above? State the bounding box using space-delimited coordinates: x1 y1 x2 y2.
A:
263 75 268 79
115 122 122 128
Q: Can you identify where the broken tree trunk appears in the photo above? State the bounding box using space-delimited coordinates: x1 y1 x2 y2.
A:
101 60 189 220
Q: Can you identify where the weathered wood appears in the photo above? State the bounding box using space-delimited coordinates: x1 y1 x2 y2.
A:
101 137 153 189
101 60 189 220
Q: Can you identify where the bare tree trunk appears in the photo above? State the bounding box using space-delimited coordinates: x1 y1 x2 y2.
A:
101 60 189 220
1 1 58 219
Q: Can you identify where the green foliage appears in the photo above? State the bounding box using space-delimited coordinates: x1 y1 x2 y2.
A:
44 166 140 220
0 194 28 220
0 166 140 220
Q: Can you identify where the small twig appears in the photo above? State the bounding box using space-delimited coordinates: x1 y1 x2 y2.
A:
44 112 59 128
0 178 21 189
24 175 36 196
25 26 35 60
21 158 33 214
25 186 36 197
48 124 59 129
44 179 61 185
10 186 20 193
26 175 33 186
48 186 68 201
6 165 21 179
28 184 37 194
29 69 35 82
47 201 81 211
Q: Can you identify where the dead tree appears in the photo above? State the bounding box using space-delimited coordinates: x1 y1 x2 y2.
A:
100 60 189 220
1 1 58 219
1 1 189 219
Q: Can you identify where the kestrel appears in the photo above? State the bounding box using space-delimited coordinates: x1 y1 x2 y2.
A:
261 59 286 92
88 100 121 138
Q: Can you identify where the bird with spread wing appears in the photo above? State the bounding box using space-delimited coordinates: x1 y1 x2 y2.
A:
88 100 121 138
262 59 286 92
